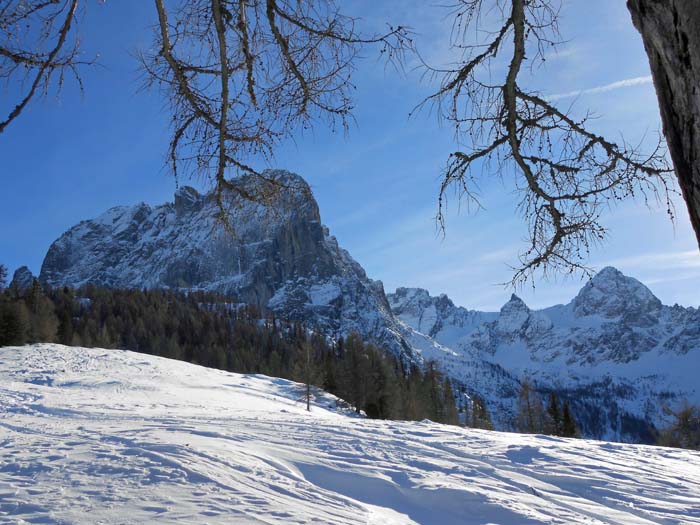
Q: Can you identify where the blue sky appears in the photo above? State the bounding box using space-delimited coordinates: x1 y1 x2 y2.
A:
1 0 698 310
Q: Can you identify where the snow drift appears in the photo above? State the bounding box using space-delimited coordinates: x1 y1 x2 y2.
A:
1 344 698 524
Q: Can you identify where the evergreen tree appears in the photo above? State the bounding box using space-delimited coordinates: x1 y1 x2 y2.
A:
442 378 460 426
0 264 7 291
561 401 579 438
341 332 370 414
25 279 58 343
546 392 563 436
0 300 29 346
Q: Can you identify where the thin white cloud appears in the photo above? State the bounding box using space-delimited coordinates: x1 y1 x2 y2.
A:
548 76 653 101
598 250 700 272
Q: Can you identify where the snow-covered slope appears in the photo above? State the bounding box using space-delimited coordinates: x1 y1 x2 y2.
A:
2 344 699 525
389 268 700 442
35 170 699 443
39 171 411 358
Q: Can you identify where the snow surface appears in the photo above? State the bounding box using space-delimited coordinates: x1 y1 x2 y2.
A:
1 345 699 525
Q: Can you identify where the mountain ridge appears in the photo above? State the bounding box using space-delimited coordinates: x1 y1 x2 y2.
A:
37 170 700 442
39 170 413 359
388 271 700 441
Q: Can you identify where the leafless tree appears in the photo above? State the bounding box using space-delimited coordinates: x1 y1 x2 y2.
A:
140 0 411 222
417 0 676 285
0 0 90 134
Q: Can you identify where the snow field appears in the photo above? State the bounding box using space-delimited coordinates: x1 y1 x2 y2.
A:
1 344 699 525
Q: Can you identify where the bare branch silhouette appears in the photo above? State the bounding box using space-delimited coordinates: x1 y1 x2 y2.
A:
141 0 412 222
0 0 91 134
416 0 675 285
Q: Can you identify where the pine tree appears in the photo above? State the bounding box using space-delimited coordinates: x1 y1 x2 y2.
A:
0 300 29 346
546 392 563 436
25 279 58 343
442 378 460 425
468 395 494 430
303 339 312 411
341 332 370 414
561 401 579 438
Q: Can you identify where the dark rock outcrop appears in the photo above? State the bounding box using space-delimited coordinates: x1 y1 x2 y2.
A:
10 266 34 292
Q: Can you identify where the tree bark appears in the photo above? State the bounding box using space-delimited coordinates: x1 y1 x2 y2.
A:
627 0 700 249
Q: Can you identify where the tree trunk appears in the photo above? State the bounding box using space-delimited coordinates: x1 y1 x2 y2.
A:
627 0 700 249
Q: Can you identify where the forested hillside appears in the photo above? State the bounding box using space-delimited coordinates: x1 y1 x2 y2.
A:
0 278 460 425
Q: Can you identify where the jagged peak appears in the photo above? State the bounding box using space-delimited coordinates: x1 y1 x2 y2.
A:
174 185 201 212
501 293 528 312
174 185 200 198
496 294 531 334
583 266 656 297
586 266 646 288
573 266 661 317
173 170 313 209
392 287 431 299
10 266 34 292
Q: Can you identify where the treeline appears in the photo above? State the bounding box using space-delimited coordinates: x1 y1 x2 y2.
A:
0 271 459 425
516 380 579 438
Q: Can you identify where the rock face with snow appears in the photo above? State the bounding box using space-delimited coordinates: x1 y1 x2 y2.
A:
40 171 410 357
38 169 699 443
388 270 700 442
9 265 35 292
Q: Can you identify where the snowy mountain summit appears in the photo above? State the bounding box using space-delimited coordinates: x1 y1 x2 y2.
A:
39 170 410 357
1 344 699 525
572 266 662 319
389 271 700 442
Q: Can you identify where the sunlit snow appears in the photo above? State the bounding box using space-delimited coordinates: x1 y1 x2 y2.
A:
1 344 698 524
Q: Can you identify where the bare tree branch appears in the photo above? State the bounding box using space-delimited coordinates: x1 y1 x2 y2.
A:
417 0 675 285
141 0 412 225
0 0 89 134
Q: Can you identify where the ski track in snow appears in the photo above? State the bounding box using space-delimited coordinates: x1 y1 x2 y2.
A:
0 345 699 525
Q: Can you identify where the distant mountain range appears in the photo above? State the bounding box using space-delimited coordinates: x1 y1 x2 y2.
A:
32 170 700 443
388 268 700 441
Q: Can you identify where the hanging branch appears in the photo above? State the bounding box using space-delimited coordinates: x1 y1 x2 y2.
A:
141 0 411 223
0 0 90 134
416 0 675 285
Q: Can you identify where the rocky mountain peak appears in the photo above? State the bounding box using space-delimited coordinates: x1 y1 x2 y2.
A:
10 266 35 292
572 266 661 318
497 294 532 334
502 293 527 310
174 186 202 214
39 170 413 359
389 287 432 310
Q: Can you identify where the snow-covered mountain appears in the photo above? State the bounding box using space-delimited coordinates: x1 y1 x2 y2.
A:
37 170 699 443
2 344 699 525
388 268 700 442
39 171 411 358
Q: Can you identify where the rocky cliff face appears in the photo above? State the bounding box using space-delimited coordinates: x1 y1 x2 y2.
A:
40 171 411 358
389 269 700 442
